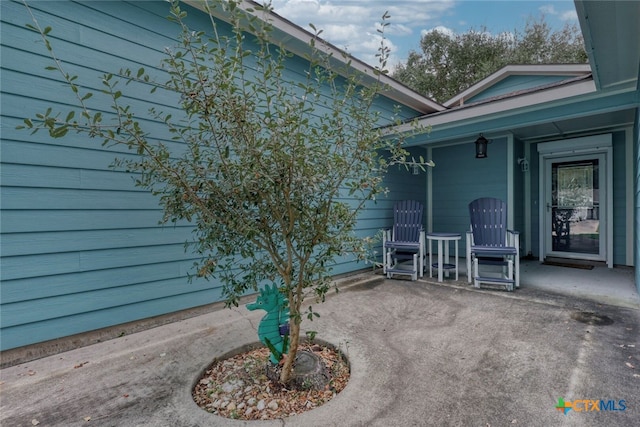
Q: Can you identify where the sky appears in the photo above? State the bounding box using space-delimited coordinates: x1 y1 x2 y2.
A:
268 0 579 70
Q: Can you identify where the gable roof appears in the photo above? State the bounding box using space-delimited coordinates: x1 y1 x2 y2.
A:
390 70 598 137
443 64 592 108
183 0 445 115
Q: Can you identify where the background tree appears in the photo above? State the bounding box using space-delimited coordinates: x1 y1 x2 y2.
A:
393 16 588 103
21 0 428 384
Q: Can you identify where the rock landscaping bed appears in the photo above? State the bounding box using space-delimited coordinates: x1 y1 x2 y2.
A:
192 342 350 420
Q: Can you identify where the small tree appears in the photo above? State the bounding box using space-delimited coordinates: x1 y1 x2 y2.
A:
21 0 429 383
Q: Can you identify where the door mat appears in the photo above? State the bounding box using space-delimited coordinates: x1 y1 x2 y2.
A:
543 260 594 270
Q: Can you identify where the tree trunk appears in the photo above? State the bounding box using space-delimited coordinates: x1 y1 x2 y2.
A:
280 320 300 383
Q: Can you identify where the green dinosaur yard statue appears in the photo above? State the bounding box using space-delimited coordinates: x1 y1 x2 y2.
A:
246 284 290 364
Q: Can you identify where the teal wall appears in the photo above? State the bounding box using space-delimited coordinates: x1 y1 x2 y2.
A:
427 130 632 266
353 146 428 266
513 138 526 254
0 1 420 351
430 137 509 255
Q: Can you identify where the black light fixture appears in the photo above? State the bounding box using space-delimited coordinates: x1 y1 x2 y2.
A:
474 133 489 158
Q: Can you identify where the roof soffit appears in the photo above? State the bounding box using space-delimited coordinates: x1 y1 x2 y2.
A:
575 0 640 91
393 82 636 146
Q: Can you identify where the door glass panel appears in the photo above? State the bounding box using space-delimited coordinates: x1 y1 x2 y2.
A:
551 159 599 254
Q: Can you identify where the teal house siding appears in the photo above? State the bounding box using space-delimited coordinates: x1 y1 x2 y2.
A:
2 0 637 355
385 147 429 204
0 0 421 351
467 75 574 104
0 0 218 351
353 146 428 268
425 129 632 265
512 137 526 255
430 137 509 254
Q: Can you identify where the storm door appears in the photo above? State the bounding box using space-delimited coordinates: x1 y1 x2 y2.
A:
543 154 606 262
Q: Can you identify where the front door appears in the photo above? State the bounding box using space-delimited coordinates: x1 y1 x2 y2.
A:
543 154 606 262
538 135 612 267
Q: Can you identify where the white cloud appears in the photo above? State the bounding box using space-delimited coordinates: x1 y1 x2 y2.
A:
559 10 578 21
387 23 414 37
539 4 577 22
421 25 455 39
539 4 558 15
269 0 456 68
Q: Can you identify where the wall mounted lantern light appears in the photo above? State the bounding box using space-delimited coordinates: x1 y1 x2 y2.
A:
517 157 529 172
474 134 489 158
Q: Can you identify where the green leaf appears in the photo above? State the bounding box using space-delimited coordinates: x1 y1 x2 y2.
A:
50 126 68 138
137 67 145 78
263 337 282 362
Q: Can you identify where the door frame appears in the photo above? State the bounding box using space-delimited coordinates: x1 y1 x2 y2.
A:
537 134 613 267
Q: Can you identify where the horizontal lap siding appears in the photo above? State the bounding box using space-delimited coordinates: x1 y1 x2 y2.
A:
529 144 541 257
431 139 508 254
0 0 234 351
0 0 420 350
361 147 428 266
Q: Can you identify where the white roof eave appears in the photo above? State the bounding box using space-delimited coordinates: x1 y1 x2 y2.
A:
182 0 445 114
391 77 597 135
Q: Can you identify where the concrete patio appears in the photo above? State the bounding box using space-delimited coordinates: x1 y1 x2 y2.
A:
1 260 638 427
465 258 639 310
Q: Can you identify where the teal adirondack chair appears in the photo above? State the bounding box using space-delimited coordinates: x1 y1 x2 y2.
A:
466 198 520 291
383 200 425 281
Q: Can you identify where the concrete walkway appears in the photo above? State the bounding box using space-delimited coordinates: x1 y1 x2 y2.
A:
1 273 639 426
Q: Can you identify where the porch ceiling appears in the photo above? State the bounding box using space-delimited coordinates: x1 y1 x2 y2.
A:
400 81 637 146
506 108 636 143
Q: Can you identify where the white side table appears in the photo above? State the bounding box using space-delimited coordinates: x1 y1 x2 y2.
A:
427 233 461 282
